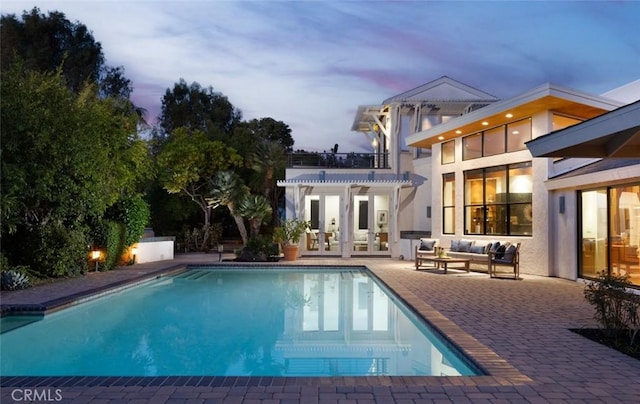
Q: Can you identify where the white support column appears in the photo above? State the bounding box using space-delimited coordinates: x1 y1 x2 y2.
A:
392 186 402 245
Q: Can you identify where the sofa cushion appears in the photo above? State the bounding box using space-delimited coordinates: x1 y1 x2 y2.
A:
458 239 473 252
469 245 486 254
450 239 460 252
494 244 507 259
419 238 437 251
502 244 517 262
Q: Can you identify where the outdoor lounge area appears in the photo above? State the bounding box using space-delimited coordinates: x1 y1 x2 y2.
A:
415 238 521 278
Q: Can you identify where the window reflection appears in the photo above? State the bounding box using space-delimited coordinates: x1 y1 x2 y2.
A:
285 271 475 376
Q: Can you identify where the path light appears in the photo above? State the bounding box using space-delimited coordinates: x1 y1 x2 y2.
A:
218 244 224 262
91 249 101 272
131 247 138 264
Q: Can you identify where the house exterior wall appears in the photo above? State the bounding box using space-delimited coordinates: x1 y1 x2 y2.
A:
429 126 552 276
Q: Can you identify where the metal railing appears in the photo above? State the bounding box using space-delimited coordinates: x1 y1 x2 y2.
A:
287 152 389 169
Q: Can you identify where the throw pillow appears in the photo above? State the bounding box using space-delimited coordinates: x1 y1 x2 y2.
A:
495 244 507 259
419 239 436 251
450 239 460 252
489 241 501 253
458 239 473 252
469 245 485 254
502 245 517 262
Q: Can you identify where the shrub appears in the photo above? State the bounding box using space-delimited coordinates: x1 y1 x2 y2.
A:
103 221 126 271
107 194 150 247
584 271 640 347
1 270 31 291
0 253 32 290
177 223 223 252
29 221 89 277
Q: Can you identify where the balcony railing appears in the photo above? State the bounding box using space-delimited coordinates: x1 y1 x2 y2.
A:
287 152 389 169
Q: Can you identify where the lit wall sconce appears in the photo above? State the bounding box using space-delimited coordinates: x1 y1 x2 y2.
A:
91 249 101 272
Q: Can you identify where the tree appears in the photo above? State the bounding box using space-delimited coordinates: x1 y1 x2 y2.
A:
246 141 286 225
208 171 250 245
232 118 294 153
1 63 150 276
158 79 242 138
237 194 273 239
1 7 104 93
156 128 242 250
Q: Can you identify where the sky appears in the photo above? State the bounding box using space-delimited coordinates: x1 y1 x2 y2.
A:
2 1 639 152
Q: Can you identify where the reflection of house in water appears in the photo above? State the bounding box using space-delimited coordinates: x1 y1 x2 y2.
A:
274 271 471 376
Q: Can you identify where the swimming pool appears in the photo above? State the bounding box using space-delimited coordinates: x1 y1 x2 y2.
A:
0 266 481 377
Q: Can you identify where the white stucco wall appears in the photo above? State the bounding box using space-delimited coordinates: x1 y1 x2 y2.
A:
135 237 175 264
550 190 579 280
426 111 556 276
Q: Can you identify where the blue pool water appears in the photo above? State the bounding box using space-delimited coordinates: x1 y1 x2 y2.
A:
0 267 480 377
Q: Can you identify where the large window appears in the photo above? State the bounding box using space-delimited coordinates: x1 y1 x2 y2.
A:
442 173 455 234
464 162 532 236
579 184 640 287
441 140 455 164
463 118 531 160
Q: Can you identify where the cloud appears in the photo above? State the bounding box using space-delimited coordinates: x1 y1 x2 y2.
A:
2 0 639 152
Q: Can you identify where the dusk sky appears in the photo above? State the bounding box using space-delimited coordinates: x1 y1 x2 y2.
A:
2 1 639 152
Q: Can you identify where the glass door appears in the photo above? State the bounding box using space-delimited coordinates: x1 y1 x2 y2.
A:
303 194 341 256
352 193 390 255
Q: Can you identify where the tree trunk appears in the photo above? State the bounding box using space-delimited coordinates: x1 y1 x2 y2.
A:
228 202 248 245
201 205 211 251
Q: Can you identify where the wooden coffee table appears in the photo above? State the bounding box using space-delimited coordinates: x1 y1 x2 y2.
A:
419 257 470 274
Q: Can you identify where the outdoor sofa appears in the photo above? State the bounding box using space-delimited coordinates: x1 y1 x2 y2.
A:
415 238 521 278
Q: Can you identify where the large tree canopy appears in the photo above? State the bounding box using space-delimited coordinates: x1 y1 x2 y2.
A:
158 79 242 138
156 128 243 249
1 7 103 93
1 63 150 276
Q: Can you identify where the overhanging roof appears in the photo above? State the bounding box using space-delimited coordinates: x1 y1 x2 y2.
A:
406 83 624 148
351 76 499 132
526 100 640 158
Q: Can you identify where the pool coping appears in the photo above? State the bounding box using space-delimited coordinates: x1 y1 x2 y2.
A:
1 262 532 388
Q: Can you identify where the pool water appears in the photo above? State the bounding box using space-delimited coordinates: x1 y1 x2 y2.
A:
0 267 480 377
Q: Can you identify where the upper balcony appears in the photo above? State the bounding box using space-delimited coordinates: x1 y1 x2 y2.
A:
286 152 390 169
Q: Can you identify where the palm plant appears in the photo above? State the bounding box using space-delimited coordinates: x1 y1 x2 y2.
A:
249 141 286 225
237 194 272 239
207 170 249 245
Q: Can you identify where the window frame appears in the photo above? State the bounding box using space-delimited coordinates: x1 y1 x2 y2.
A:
462 118 532 160
463 162 533 236
442 173 455 234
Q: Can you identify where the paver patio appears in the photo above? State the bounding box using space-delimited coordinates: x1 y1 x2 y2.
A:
1 253 639 403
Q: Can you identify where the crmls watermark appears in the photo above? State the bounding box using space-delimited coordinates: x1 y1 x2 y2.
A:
10 388 63 402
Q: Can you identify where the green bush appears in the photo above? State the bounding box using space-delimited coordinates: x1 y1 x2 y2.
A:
33 221 89 277
103 221 126 271
177 223 223 252
88 218 126 271
584 271 640 347
107 194 150 247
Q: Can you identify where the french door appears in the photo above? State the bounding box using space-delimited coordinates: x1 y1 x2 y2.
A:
352 193 390 255
303 194 341 256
